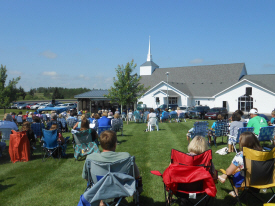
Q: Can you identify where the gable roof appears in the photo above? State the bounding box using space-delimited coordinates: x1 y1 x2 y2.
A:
240 74 275 94
74 90 109 98
139 63 246 97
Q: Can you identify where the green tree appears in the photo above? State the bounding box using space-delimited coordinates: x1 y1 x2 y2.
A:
0 64 21 112
29 88 35 97
18 86 26 100
104 60 148 124
52 87 64 99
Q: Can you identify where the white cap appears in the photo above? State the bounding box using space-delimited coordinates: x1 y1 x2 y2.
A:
249 109 258 114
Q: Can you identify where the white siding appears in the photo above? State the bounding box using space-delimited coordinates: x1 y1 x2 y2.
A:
215 81 275 113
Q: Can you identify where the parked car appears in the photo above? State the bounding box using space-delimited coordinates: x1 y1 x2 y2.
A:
157 104 178 111
11 103 18 109
26 103 36 109
31 103 46 110
188 106 210 119
205 107 228 120
16 102 25 109
179 106 191 117
59 103 76 110
18 103 28 109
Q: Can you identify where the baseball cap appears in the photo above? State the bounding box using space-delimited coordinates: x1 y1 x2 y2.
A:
249 109 258 114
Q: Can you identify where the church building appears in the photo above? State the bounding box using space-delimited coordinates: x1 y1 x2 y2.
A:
138 39 275 114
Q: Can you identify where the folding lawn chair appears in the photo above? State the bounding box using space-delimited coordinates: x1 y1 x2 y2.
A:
161 112 169 122
142 111 149 123
169 114 178 123
177 112 186 122
97 126 111 136
220 147 275 206
111 119 123 136
147 117 159 131
230 127 254 153
58 117 68 132
0 128 12 141
151 149 217 206
258 126 275 149
73 129 100 160
31 122 45 139
121 114 127 122
26 117 33 123
80 156 140 206
190 121 209 140
16 116 23 125
128 113 133 122
211 120 230 147
41 129 61 161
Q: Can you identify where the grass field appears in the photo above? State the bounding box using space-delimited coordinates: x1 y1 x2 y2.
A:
0 118 273 206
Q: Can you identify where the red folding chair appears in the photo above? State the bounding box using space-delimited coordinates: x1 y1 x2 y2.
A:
151 149 217 206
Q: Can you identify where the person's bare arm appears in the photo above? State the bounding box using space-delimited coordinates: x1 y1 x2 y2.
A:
226 163 238 176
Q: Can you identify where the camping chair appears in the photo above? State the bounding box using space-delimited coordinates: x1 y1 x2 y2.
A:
26 117 33 123
41 129 61 161
16 116 23 125
230 127 254 153
161 112 169 122
142 111 149 123
211 120 230 147
190 121 209 140
257 126 275 149
111 119 123 136
97 126 111 136
133 113 141 123
220 147 275 206
0 128 12 142
169 114 178 123
81 156 139 206
67 117 78 132
121 114 127 121
57 117 67 132
151 149 217 206
178 112 186 122
31 122 45 139
73 129 99 160
9 130 30 163
128 113 133 122
147 117 159 131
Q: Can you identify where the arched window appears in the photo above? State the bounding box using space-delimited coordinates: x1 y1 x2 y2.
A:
238 94 253 112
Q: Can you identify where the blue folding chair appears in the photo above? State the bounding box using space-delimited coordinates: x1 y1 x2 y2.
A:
16 116 23 125
133 112 141 123
97 126 111 136
231 127 254 153
177 112 186 122
26 117 33 123
31 122 45 139
41 129 61 161
190 121 209 140
258 126 275 150
212 120 229 147
58 117 67 132
161 112 169 122
169 114 178 123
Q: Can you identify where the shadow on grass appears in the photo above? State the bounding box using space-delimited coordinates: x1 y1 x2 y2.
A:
117 140 127 145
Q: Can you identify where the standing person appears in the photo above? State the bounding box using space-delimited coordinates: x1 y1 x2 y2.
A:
270 110 275 125
228 113 244 153
247 109 268 135
218 132 262 197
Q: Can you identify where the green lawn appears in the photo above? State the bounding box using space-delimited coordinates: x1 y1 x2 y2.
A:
0 120 273 206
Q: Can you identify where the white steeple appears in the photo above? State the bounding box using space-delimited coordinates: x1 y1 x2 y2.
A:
147 36 152 61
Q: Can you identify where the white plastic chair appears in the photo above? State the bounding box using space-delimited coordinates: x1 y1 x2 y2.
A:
148 117 159 131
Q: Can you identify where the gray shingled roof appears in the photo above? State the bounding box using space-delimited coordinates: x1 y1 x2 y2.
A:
140 61 159 67
161 90 179 96
139 63 246 97
240 74 275 94
74 90 109 98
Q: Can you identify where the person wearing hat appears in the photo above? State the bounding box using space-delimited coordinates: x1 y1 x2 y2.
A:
247 108 268 135
0 113 18 131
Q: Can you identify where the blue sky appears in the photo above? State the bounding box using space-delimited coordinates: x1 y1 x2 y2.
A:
1 0 275 91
